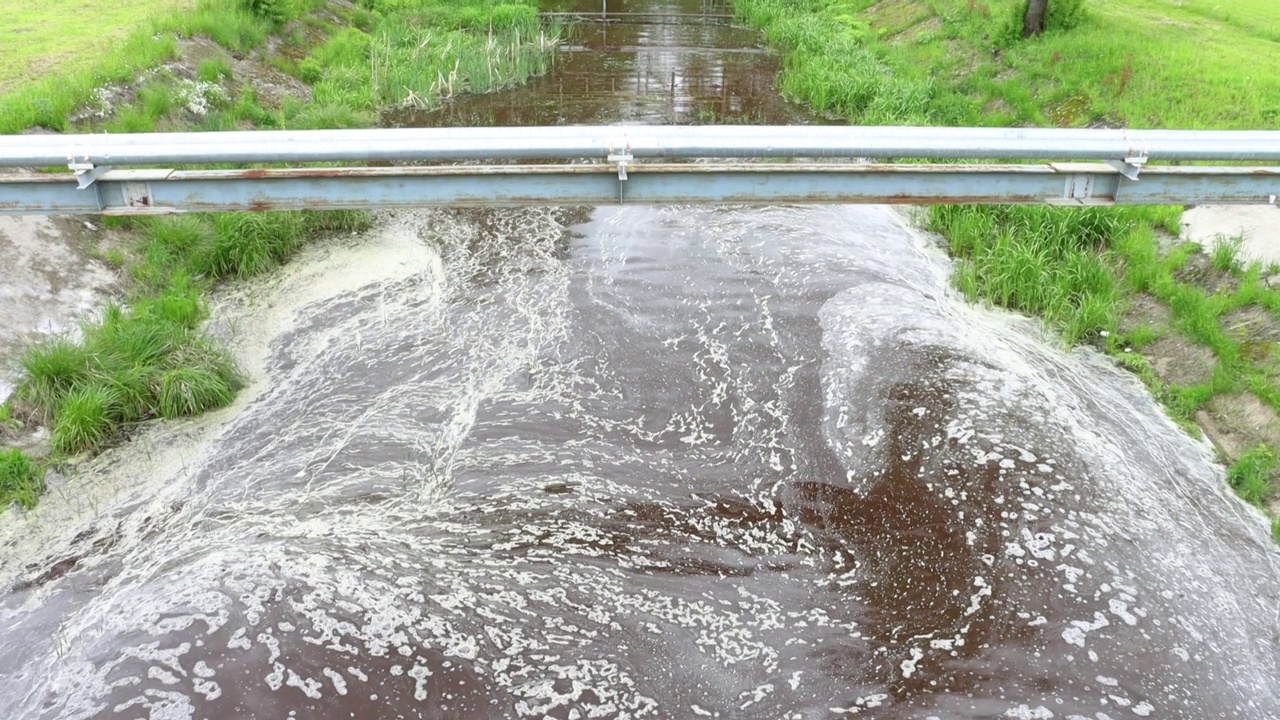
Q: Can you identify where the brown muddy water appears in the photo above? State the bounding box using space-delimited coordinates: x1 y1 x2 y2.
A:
3 1 1280 718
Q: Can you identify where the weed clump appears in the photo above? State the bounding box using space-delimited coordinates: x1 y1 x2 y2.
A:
16 300 242 455
1227 445 1278 507
198 57 235 83
0 449 45 511
206 212 308 278
1211 236 1244 274
53 386 121 454
242 0 288 24
158 367 237 419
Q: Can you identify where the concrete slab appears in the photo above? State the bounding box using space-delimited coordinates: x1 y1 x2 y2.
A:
1182 204 1280 268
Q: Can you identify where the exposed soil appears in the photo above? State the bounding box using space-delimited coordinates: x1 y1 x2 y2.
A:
189 34 314 109
866 0 931 33
888 15 941 42
1146 334 1218 387
1119 292 1172 334
1118 294 1217 389
1224 305 1280 343
1173 251 1239 295
1198 392 1280 463
981 96 1015 119
1224 305 1280 366
0 217 117 378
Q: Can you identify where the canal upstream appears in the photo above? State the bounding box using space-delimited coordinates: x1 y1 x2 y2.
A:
2 1 1279 717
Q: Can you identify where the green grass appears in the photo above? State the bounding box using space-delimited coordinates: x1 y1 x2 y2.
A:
0 0 192 93
372 16 559 108
933 204 1143 343
0 403 22 432
19 340 94 424
53 386 122 455
733 0 1280 533
0 33 179 133
0 449 45 511
1211 236 1244 274
156 2 272 52
735 0 1280 129
205 212 308 278
301 0 559 112
198 57 234 83
0 0 329 133
15 294 242 455
2 0 561 134
103 249 128 269
158 367 237 419
1227 445 1279 507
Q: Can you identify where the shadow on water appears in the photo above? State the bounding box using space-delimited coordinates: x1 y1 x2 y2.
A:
2 1 1280 718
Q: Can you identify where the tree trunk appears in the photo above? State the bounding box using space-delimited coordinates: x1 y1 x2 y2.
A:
1024 0 1049 37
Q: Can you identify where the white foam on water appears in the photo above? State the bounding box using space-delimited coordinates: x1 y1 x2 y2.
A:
818 206 1280 715
1 205 1278 718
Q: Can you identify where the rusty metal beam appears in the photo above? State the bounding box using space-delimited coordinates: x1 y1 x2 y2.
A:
1 163 1276 215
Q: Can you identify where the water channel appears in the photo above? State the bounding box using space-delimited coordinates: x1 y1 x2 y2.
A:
2 1 1279 717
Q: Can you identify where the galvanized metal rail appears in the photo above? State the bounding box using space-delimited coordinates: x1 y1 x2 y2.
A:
1 126 1278 215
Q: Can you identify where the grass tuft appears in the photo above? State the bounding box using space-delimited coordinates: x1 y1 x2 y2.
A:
0 449 45 511
305 210 375 234
198 56 235 83
53 385 121 454
205 212 308 279
1227 445 1278 507
17 340 93 423
157 367 238 419
928 204 1140 343
1211 236 1245 274
0 403 22 432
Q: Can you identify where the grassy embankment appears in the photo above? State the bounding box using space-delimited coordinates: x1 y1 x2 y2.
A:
732 0 1280 540
0 0 194 94
0 0 560 510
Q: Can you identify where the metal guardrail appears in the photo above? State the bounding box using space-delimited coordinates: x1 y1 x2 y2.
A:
1 126 1278 215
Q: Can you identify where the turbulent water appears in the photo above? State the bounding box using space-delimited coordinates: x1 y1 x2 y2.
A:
2 204 1278 718
4 1 1280 717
